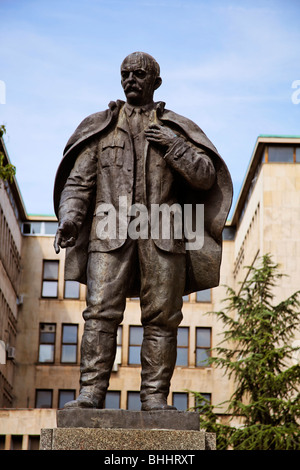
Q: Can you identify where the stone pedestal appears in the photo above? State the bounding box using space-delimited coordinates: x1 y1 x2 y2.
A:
40 409 216 451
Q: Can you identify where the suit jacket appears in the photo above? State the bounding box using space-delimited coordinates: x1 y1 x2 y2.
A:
54 100 233 295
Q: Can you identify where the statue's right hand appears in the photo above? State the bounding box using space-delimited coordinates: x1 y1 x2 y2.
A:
54 220 78 254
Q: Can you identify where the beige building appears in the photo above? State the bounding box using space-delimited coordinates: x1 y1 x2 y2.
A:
0 134 299 449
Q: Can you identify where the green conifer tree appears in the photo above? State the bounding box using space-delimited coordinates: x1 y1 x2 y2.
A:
192 254 300 450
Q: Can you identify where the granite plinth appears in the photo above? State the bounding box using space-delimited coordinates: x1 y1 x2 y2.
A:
57 408 200 430
40 427 216 450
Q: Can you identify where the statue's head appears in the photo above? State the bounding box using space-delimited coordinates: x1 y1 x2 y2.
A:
121 52 162 106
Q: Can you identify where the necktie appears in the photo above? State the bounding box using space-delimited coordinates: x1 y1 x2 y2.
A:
130 108 143 137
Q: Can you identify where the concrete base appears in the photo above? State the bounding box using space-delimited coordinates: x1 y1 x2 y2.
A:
57 408 200 430
40 409 216 450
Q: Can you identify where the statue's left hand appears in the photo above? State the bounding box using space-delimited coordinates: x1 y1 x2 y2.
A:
145 124 177 149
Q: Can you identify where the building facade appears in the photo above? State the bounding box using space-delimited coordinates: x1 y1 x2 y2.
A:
0 135 299 449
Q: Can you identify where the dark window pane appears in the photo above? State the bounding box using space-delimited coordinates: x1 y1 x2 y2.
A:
0 435 5 450
40 331 55 344
58 390 75 409
182 295 189 302
28 436 40 450
23 223 31 234
36 390 52 408
268 146 293 162
127 392 140 410
173 392 188 411
105 391 120 409
10 435 23 450
296 147 300 162
195 393 211 408
223 226 236 240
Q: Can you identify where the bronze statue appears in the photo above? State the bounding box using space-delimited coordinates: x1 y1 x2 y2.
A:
53 52 232 410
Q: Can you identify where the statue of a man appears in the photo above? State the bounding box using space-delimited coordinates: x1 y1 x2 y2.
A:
53 52 232 410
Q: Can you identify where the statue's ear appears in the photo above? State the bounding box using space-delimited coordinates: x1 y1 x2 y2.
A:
154 77 162 91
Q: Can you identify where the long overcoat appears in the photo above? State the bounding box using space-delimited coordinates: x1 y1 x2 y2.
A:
54 100 233 295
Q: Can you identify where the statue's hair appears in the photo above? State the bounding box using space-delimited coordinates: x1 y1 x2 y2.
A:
121 52 160 77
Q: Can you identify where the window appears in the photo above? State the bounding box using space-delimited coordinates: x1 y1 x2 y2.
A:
64 280 80 299
173 392 188 411
28 436 40 450
128 326 143 365
182 295 189 302
105 391 121 409
223 226 236 240
127 391 141 410
195 393 211 411
10 435 23 450
58 390 76 408
296 147 300 162
268 146 294 162
22 221 58 235
196 289 211 303
176 327 189 366
22 221 42 235
0 435 5 450
35 389 53 408
196 327 211 367
61 324 78 363
38 323 56 363
42 260 59 298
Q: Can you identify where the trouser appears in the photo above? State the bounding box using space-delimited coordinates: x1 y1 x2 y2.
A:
80 237 186 408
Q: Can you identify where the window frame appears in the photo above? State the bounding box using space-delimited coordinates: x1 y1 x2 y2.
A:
35 389 53 409
60 324 78 364
176 326 189 367
38 323 56 364
105 391 121 409
172 392 188 411
41 260 59 299
127 391 141 410
128 325 143 366
58 389 76 409
195 327 212 368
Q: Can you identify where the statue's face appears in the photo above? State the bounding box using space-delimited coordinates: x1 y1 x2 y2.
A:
121 53 161 106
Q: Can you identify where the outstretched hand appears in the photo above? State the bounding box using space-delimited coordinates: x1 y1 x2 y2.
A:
54 220 78 254
145 124 177 149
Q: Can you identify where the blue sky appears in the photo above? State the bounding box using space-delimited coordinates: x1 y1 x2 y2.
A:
1 0 299 216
